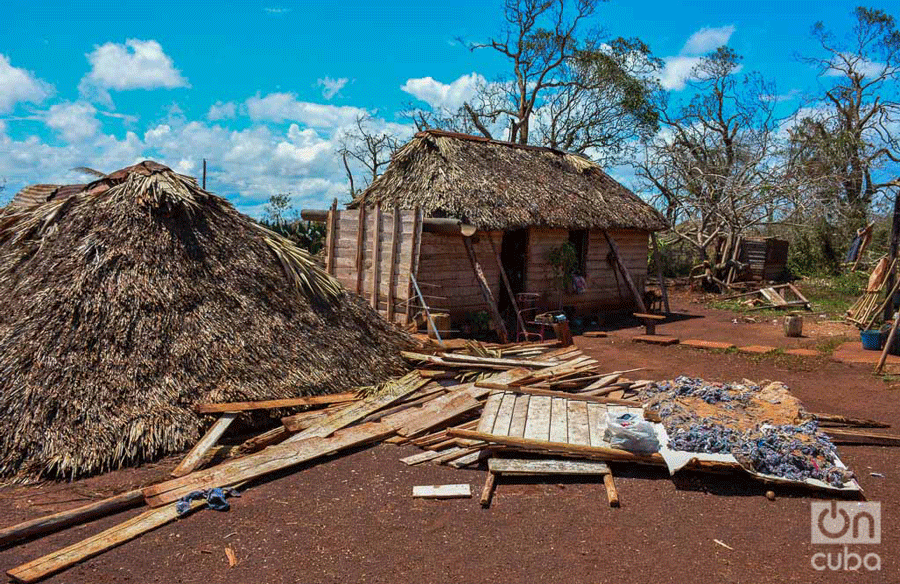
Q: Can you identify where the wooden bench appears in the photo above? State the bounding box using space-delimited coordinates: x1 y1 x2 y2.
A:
633 312 666 335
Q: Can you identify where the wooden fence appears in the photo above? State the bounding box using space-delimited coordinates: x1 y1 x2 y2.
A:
323 203 423 325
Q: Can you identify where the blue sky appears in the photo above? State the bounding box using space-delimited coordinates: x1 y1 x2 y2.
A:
0 0 889 216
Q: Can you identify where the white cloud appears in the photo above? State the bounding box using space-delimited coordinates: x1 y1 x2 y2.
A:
317 77 349 100
401 73 484 110
81 39 189 94
681 25 736 55
825 52 887 78
659 56 704 91
659 25 737 91
0 54 53 113
45 101 100 143
245 93 367 127
206 101 237 121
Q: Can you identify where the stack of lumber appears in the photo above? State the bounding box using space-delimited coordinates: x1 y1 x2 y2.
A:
3 337 897 583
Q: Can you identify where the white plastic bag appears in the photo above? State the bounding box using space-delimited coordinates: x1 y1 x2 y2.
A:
604 412 659 453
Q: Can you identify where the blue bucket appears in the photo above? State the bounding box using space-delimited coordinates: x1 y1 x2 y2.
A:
861 329 883 351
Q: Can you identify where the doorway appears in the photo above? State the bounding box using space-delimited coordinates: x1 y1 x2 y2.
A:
499 228 529 314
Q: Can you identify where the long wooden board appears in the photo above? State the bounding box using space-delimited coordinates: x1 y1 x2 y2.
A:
488 458 610 476
195 393 356 414
143 422 395 507
171 413 237 477
7 500 204 583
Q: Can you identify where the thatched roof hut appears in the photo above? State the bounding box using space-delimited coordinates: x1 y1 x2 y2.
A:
350 130 667 232
0 161 409 480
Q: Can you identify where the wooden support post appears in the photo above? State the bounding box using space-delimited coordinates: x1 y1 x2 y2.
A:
462 235 509 343
171 413 237 477
406 206 423 325
324 198 338 275
355 205 367 294
410 273 443 346
876 310 900 374
386 206 400 323
370 202 382 310
480 471 497 507
650 232 670 314
488 233 526 338
603 230 647 313
603 473 620 507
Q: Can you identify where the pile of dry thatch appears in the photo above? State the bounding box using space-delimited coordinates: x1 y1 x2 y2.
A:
0 161 409 480
351 130 668 232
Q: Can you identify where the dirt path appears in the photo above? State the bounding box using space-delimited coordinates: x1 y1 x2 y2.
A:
0 298 897 583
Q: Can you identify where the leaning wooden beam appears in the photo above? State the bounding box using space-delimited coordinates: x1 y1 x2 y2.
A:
603 230 647 313
171 413 237 478
462 235 509 343
143 422 395 508
876 313 900 374
6 499 204 584
194 393 356 414
650 232 671 313
811 412 890 428
0 490 145 548
488 233 527 336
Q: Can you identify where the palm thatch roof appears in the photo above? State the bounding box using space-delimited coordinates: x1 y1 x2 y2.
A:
0 161 409 480
350 130 668 232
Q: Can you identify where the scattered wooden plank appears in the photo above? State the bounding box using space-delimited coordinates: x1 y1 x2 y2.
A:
143 422 395 507
448 449 490 468
477 383 641 407
400 449 456 466
7 499 204 584
583 331 608 338
195 393 356 414
480 472 497 507
437 353 557 368
288 375 428 441
171 413 237 478
586 403 607 447
488 458 610 476
412 484 472 499
825 428 900 446
0 490 145 548
632 335 679 346
604 473 620 507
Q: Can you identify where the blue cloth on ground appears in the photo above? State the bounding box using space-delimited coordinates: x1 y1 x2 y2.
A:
176 487 240 516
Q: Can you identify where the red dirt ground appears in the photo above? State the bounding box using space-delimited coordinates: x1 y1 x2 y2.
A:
1 294 898 583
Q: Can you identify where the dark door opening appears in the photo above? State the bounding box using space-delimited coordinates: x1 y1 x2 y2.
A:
499 228 529 314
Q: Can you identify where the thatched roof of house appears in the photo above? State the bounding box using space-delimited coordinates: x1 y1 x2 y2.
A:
350 130 668 232
0 161 409 480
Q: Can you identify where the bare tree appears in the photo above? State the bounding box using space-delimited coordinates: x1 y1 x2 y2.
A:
337 114 401 198
637 48 798 261
407 0 661 163
791 7 900 225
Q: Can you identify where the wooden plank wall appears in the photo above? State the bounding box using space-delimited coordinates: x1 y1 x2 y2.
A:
326 208 422 324
416 231 504 322
526 228 650 313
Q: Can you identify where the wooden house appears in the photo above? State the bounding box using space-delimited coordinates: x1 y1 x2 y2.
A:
303 130 668 337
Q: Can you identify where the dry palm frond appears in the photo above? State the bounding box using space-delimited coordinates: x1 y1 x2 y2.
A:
257 226 342 302
71 166 107 178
